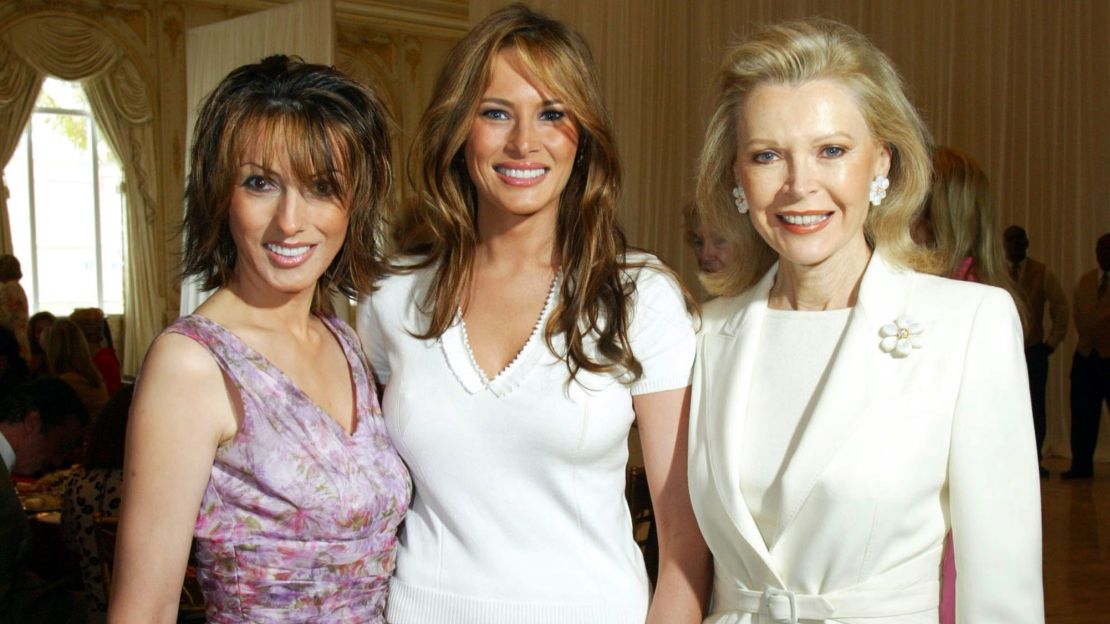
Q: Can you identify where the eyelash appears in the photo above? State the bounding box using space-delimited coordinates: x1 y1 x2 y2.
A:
310 179 337 198
242 175 273 192
241 174 339 199
750 145 849 163
479 108 567 122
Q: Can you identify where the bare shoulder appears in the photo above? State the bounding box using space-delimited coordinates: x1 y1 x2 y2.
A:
132 330 237 443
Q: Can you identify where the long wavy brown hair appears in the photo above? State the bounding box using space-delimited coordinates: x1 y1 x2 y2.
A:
393 3 677 382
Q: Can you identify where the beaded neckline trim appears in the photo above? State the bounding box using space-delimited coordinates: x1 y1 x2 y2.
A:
458 271 561 386
440 271 561 398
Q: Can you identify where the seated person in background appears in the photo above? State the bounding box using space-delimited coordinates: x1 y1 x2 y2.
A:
70 308 122 394
0 255 30 361
25 312 55 379
0 326 29 394
0 378 88 624
62 384 132 623
684 201 738 277
42 318 109 420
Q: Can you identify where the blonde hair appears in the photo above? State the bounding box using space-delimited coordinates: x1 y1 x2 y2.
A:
923 147 1023 308
695 17 935 296
42 318 104 390
395 3 678 382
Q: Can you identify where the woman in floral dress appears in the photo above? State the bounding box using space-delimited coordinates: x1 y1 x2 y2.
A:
109 56 410 623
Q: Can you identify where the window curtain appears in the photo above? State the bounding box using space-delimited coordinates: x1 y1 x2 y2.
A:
0 14 163 375
0 44 43 254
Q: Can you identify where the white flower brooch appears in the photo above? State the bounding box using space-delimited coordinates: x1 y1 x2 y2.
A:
879 315 924 358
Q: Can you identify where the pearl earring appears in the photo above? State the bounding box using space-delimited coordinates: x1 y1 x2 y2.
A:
869 175 890 207
732 185 749 215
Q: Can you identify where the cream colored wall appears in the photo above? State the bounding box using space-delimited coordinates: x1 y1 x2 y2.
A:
471 0 1110 460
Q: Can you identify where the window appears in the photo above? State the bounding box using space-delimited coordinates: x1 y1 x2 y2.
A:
3 77 126 315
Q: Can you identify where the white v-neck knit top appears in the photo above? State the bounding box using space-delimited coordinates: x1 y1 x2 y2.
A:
357 253 694 624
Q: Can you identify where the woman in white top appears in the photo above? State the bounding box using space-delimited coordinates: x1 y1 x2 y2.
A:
687 18 1043 623
358 5 711 623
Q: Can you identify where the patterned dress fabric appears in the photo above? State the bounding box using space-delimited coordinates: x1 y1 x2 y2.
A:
165 314 411 623
62 468 123 619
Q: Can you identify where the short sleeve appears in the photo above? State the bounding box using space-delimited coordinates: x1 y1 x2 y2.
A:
356 292 392 385
948 288 1044 622
626 264 696 396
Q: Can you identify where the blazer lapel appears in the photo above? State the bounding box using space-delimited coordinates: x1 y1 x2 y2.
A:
701 266 784 583
773 252 911 543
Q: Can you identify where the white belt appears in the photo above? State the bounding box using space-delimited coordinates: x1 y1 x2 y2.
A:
716 579 939 623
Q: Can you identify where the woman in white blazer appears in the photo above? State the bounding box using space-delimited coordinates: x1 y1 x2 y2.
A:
687 18 1043 624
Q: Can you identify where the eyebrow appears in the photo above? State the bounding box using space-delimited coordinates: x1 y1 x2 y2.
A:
742 132 857 148
479 97 565 107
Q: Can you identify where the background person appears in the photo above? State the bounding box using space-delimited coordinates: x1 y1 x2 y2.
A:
689 17 1043 623
0 378 88 624
359 5 711 623
1063 233 1110 479
41 318 109 420
1004 224 1069 477
0 327 29 395
684 201 738 276
109 55 410 623
25 312 55 379
62 384 132 623
70 308 122 394
0 254 30 361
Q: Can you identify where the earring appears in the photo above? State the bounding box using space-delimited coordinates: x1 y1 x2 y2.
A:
869 175 890 206
732 185 749 215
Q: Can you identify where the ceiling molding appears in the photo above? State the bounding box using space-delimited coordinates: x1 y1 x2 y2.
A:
179 0 467 38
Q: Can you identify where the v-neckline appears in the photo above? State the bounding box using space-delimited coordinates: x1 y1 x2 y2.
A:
190 314 366 439
441 272 561 398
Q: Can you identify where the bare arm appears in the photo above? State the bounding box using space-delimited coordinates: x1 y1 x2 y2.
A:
107 334 237 623
637 386 712 624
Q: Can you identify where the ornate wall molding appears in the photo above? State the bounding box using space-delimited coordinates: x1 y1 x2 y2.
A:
181 0 467 37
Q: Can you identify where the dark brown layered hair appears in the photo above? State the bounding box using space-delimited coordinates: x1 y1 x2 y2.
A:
181 55 394 307
394 4 685 383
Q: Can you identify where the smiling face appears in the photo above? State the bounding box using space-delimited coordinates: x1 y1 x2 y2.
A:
735 79 890 273
227 140 350 300
465 48 579 230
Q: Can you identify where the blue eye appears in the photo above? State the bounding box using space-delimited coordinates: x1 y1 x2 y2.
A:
480 109 510 121
752 151 777 164
821 146 847 158
540 109 566 122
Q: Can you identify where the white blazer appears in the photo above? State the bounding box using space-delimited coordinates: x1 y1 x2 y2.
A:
688 252 1043 624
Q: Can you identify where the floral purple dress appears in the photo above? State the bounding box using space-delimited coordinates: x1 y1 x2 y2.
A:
165 314 411 623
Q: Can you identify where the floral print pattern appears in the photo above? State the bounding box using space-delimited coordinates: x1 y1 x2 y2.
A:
166 314 411 623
